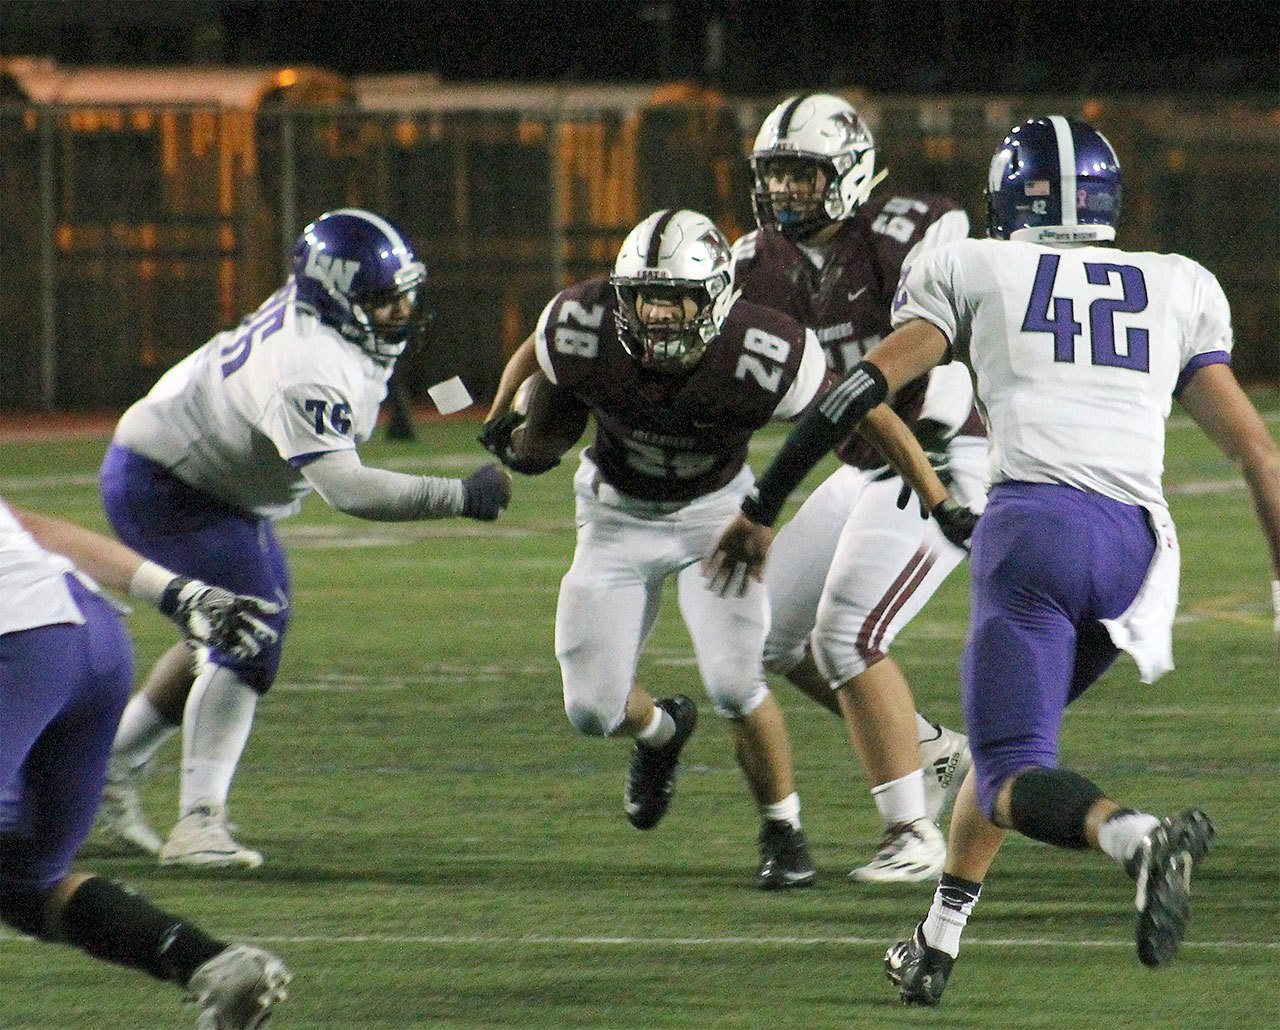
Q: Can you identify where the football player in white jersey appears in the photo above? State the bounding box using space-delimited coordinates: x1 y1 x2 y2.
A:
734 92 981 882
480 210 829 888
708 116 1280 1004
0 498 291 1027
95 209 513 868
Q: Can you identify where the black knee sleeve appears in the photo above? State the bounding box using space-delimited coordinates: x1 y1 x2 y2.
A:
0 886 52 938
60 876 225 984
1007 767 1105 849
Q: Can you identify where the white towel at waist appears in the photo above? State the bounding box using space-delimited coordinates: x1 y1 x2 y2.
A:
1100 504 1180 683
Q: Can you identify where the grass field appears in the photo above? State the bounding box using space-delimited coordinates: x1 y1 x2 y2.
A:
1 395 1277 1029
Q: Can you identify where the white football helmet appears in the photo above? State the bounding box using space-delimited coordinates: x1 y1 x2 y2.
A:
750 93 880 238
610 209 734 373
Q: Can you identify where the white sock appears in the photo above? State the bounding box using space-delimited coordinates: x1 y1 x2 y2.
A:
110 695 179 777
916 713 940 743
871 769 927 826
1097 810 1161 866
179 665 259 816
635 705 675 749
761 792 801 830
922 874 982 958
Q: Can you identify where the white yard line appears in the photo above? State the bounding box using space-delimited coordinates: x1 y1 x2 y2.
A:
0 930 1274 949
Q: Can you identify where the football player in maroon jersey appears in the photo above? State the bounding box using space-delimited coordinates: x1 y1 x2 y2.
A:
480 209 828 889
731 93 985 882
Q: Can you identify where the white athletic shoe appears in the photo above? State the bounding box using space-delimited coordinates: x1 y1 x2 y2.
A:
160 801 264 870
850 817 947 883
919 724 971 824
93 770 163 856
185 944 292 1029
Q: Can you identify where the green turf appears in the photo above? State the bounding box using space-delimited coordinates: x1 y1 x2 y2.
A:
1 394 1277 1029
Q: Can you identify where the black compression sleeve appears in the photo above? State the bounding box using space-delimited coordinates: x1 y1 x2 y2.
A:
741 361 888 527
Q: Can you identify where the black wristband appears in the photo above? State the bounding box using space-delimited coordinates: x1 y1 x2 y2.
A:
741 360 889 527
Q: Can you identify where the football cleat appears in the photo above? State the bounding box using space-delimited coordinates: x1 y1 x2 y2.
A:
185 944 292 1029
850 817 946 883
624 695 697 830
160 801 264 870
885 922 954 1006
1130 809 1215 968
756 819 817 890
918 723 971 824
92 769 163 856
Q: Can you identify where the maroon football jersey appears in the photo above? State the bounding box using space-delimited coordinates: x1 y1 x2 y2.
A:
733 190 984 469
537 277 811 503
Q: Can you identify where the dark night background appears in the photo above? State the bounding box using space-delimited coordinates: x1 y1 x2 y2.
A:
3 0 1278 95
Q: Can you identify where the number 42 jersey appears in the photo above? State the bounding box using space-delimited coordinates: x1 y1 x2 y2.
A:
535 277 825 504
893 238 1234 510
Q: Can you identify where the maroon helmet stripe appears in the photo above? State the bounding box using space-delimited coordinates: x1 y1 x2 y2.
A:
777 93 814 138
646 209 677 268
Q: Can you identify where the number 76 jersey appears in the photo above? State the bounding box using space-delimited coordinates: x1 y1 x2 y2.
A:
535 277 825 504
893 238 1233 510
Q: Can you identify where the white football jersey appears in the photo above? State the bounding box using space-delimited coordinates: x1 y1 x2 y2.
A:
0 499 84 634
893 238 1233 508
115 282 394 519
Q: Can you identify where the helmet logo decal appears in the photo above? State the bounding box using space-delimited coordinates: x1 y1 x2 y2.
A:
698 229 731 271
304 250 360 296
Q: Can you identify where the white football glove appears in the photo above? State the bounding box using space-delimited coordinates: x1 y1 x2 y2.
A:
157 577 281 660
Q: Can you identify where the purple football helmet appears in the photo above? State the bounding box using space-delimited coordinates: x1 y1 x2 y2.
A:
291 208 428 362
986 117 1122 244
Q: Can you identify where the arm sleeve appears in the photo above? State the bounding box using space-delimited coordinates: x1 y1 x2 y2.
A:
300 449 464 521
741 362 889 526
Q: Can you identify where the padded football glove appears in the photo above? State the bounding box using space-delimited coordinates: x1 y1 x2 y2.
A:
477 414 561 475
461 463 512 521
157 577 281 660
931 498 980 551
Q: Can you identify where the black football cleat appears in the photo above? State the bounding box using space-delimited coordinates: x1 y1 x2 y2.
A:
624 695 697 830
885 922 954 1006
1131 809 1215 968
756 819 817 890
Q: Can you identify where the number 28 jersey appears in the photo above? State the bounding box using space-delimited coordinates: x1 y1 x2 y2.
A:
113 281 393 519
893 238 1234 509
535 277 825 504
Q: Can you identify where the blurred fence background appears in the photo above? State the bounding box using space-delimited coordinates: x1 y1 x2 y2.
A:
1 60 1277 412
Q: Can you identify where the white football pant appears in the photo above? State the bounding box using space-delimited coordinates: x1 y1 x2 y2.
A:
764 437 989 686
556 457 770 735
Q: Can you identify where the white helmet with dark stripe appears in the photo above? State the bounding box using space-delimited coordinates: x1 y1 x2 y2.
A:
610 209 734 373
750 93 880 238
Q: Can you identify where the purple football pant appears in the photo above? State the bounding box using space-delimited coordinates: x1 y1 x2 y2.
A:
0 577 132 891
963 482 1156 818
100 444 290 693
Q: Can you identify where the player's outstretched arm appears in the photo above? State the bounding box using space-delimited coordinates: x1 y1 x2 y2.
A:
10 503 280 659
301 450 511 522
1178 364 1280 649
739 318 952 529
